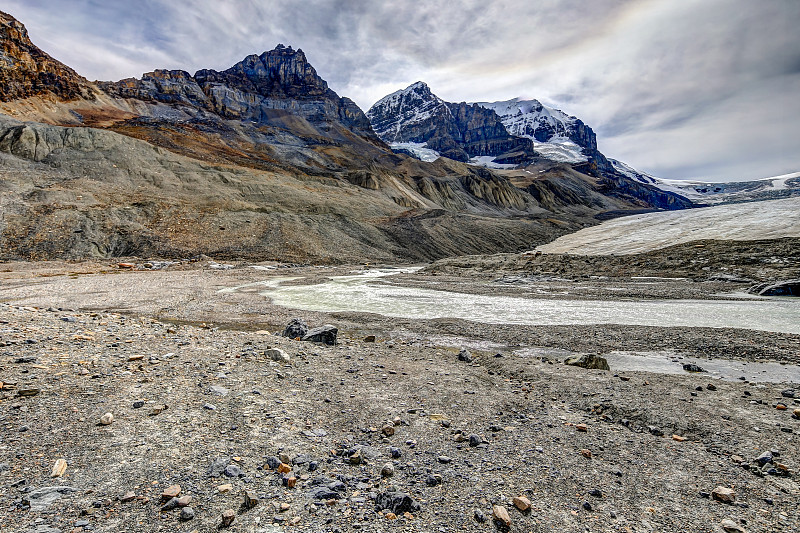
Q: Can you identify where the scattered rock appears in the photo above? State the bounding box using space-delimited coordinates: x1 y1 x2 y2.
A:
121 491 136 503
179 506 195 520
512 496 531 511
672 435 687 442
492 504 512 526
575 423 588 432
755 451 773 466
781 388 796 398
282 318 308 339
458 348 473 363
711 486 735 503
564 354 610 370
721 518 747 532
363 335 376 342
706 383 717 391
161 484 181 501
23 486 76 511
581 449 592 459
381 463 394 477
221 509 236 527
265 348 290 363
98 413 114 425
381 425 395 437
682 363 706 373
244 489 259 508
302 325 338 345
50 459 67 478
375 491 421 514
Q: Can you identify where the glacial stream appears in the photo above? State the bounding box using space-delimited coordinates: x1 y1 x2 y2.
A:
227 268 800 335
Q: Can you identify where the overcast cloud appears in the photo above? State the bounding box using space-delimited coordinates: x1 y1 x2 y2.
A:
4 0 799 181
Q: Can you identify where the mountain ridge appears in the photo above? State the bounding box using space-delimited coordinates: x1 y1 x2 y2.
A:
0 10 693 262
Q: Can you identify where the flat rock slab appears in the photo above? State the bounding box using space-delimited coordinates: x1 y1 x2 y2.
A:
302 325 338 345
24 486 76 511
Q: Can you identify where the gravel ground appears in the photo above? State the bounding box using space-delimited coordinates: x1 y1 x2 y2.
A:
0 259 798 533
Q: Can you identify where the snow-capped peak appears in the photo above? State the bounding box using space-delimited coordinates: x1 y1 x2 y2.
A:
473 97 597 163
367 81 451 143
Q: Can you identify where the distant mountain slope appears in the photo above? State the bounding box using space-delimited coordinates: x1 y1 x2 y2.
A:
611 159 800 205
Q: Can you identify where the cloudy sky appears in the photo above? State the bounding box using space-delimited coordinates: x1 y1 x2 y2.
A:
5 0 799 181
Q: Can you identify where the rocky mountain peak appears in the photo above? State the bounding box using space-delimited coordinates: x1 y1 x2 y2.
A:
476 98 597 153
0 10 94 102
367 81 450 142
196 44 329 99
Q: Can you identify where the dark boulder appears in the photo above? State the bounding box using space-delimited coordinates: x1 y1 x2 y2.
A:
282 318 308 339
682 363 706 373
564 353 610 370
757 280 800 297
302 325 338 345
375 490 421 514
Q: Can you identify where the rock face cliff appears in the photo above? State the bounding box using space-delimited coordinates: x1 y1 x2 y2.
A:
0 11 94 102
99 45 375 137
366 82 534 163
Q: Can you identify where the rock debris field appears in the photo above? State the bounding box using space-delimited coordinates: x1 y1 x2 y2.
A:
0 262 798 533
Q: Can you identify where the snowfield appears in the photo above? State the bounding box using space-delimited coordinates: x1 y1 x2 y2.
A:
536 197 800 255
389 141 440 162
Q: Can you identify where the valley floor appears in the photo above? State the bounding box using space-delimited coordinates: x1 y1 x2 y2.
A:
0 255 798 533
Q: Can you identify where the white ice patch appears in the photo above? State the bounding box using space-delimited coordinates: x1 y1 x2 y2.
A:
533 137 588 163
468 156 517 169
390 142 440 162
536 197 800 255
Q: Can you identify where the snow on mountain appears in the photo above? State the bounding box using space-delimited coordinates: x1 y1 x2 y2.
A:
476 98 578 140
468 156 517 169
610 159 800 205
537 196 800 255
529 136 587 164
366 81 450 142
474 98 595 163
389 141 440 162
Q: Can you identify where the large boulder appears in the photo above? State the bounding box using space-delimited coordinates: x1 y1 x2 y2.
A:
302 325 338 345
374 490 421 514
282 318 308 339
564 353 610 370
757 280 800 297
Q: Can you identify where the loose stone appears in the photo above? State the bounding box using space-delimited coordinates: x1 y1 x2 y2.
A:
244 490 259 508
221 509 236 527
179 507 195 520
492 505 512 526
512 496 531 511
50 459 67 478
711 486 735 503
99 412 114 425
720 518 746 532
381 463 394 477
161 485 181 501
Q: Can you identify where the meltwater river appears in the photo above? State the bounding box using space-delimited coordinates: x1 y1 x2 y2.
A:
224 268 800 335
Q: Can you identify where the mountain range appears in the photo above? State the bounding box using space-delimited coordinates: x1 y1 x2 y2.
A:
0 10 695 262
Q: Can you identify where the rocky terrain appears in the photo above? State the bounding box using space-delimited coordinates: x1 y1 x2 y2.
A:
1 9 798 533
0 258 798 533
